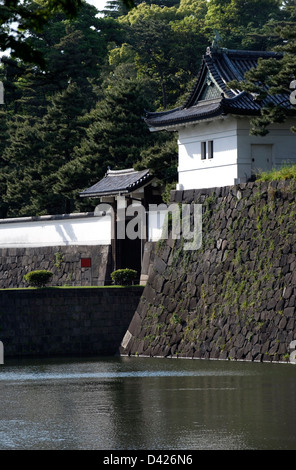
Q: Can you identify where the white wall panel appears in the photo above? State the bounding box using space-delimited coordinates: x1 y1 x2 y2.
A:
0 214 111 247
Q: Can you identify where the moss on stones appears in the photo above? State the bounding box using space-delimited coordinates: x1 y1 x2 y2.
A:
121 179 296 363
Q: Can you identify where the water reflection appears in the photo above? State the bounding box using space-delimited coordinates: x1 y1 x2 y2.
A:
0 356 295 450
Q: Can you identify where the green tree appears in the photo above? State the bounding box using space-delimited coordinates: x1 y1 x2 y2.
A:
2 116 46 216
102 0 180 19
0 0 135 64
204 0 282 49
109 1 208 110
0 2 126 216
22 2 118 99
137 133 178 188
0 1 123 115
3 82 91 216
41 82 91 213
0 2 114 117
228 4 296 135
74 67 159 204
0 110 10 217
0 0 82 64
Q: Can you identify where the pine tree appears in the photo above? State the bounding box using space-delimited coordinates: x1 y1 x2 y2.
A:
42 82 91 213
2 116 46 216
74 69 159 201
204 0 282 49
0 2 120 216
0 0 82 64
228 4 296 135
0 110 10 218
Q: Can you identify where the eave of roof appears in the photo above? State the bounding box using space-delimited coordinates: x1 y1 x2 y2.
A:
145 99 224 130
145 47 292 130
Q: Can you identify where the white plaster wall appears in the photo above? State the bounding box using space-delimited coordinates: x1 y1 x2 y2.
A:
177 117 238 189
179 164 238 190
237 117 296 180
0 214 112 248
177 115 296 190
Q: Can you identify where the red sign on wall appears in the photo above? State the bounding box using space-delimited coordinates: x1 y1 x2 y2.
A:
81 258 91 268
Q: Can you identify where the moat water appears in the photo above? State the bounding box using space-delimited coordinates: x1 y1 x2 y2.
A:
0 356 295 450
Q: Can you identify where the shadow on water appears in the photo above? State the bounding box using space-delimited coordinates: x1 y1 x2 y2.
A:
0 355 295 450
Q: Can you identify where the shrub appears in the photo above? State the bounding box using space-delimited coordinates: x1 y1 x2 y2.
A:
111 268 138 286
23 270 53 288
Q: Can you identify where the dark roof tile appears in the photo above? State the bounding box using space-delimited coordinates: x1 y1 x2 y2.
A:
145 47 293 129
80 168 152 198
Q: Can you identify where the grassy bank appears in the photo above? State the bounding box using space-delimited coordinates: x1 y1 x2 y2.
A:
0 285 143 291
256 164 296 182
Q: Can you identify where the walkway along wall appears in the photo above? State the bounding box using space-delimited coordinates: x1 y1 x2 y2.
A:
120 179 296 363
0 287 143 357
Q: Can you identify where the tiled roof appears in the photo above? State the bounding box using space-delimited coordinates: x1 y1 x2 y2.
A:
80 168 152 197
145 47 293 130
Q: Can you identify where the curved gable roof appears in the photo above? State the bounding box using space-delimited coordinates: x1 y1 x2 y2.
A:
145 47 291 130
80 168 152 198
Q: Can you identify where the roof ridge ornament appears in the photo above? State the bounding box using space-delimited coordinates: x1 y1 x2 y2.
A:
212 30 222 50
107 168 136 175
206 31 223 57
206 46 212 57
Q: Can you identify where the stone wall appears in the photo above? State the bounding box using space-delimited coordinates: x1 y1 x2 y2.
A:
121 179 296 363
0 286 143 357
0 245 112 288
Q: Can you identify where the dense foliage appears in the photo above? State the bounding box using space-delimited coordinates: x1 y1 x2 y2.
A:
0 0 295 217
